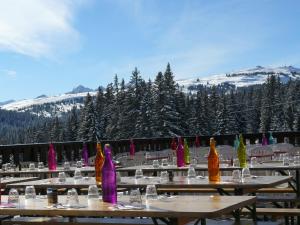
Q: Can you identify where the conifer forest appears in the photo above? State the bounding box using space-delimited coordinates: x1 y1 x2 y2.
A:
0 64 299 145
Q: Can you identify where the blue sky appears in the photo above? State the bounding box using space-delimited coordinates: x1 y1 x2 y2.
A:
0 0 300 101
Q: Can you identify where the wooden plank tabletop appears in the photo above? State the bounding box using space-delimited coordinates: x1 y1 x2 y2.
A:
7 176 292 190
120 175 292 189
0 167 95 176
7 177 97 189
0 177 39 188
0 195 256 219
117 162 300 172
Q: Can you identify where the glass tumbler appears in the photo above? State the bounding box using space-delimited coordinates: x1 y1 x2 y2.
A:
232 170 241 182
152 160 159 168
29 163 35 171
25 186 36 199
64 161 71 170
58 172 67 183
88 185 100 199
8 188 19 205
242 167 251 182
38 162 44 170
65 188 79 207
129 189 142 207
161 159 168 167
160 171 169 184
135 169 143 179
74 169 82 180
145 184 158 200
187 167 196 178
250 157 258 167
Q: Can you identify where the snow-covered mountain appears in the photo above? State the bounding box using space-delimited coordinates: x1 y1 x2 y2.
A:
1 66 299 116
177 66 300 91
0 99 15 106
66 85 94 94
0 85 97 117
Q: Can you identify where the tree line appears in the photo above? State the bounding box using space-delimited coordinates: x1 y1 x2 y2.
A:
0 63 299 144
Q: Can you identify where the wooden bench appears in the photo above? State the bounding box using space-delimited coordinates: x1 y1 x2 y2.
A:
242 207 300 225
2 217 282 225
156 187 294 194
2 217 164 225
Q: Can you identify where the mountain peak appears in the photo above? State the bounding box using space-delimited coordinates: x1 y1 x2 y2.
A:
0 99 15 106
66 85 93 94
177 65 300 91
35 94 47 99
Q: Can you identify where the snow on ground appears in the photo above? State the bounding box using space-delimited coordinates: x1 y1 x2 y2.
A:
1 66 299 114
1 91 97 111
177 66 300 89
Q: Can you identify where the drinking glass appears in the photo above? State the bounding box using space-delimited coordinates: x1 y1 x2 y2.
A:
152 160 159 168
232 170 241 182
161 159 168 167
81 158 85 167
294 156 300 165
6 163 11 171
38 162 44 170
250 157 258 167
135 169 143 179
145 184 158 200
74 169 82 180
87 185 100 199
233 158 240 167
25 186 36 199
246 139 251 146
242 168 251 182
129 189 142 207
145 152 150 160
187 167 196 178
219 154 223 162
190 158 197 168
64 161 71 170
29 163 35 171
58 172 66 183
65 188 79 207
284 137 290 143
172 156 177 166
160 171 169 184
283 156 290 166
8 188 19 205
116 172 121 183
76 160 82 168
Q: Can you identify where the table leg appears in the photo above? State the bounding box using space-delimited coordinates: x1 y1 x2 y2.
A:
234 188 244 195
200 219 206 225
295 170 300 225
156 217 198 225
252 202 257 224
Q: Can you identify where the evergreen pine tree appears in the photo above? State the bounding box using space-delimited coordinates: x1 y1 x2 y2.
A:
78 93 96 142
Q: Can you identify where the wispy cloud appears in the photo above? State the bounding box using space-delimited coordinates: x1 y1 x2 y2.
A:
1 69 17 79
104 0 270 79
0 0 84 58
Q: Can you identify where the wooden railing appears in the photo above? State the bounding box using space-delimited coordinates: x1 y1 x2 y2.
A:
0 132 299 165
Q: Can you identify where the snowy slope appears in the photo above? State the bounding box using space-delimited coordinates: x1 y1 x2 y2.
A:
177 66 300 90
1 66 300 116
0 85 97 116
1 91 96 111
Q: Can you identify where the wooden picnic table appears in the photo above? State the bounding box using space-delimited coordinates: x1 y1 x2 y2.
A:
0 167 95 178
0 177 39 188
7 176 291 196
118 162 300 196
0 195 256 225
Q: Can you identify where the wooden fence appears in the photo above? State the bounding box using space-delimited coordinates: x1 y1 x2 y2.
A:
0 132 299 165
